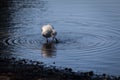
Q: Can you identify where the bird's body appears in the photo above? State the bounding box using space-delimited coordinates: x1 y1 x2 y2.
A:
41 24 58 43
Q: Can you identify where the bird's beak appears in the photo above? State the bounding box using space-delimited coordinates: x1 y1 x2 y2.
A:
55 38 59 43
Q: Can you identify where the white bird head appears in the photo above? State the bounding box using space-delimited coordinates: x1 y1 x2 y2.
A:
51 29 57 38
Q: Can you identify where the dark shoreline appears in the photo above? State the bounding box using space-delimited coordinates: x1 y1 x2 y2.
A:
0 57 120 80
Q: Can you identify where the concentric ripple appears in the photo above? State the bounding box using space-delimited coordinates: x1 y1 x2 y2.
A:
1 27 120 54
1 34 42 50
53 25 120 54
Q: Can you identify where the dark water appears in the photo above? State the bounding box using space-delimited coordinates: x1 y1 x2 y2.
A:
0 0 120 75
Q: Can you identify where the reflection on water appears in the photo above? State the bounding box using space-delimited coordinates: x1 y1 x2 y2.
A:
0 0 120 75
41 42 56 58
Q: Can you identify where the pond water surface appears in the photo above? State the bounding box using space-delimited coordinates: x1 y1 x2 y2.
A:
0 0 120 75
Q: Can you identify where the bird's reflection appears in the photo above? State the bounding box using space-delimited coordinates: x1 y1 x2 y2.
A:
41 42 56 58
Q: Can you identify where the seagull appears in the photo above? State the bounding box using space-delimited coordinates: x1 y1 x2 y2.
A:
41 24 58 43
